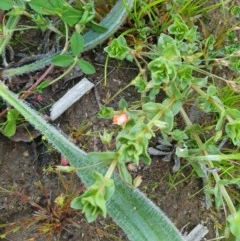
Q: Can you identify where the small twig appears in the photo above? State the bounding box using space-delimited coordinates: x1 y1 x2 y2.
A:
20 64 54 99
93 86 101 109
0 108 8 120
92 125 98 152
0 64 54 120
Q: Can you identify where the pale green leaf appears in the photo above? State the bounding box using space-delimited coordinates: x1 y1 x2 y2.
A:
0 0 13 10
71 32 84 56
78 59 95 74
52 54 73 67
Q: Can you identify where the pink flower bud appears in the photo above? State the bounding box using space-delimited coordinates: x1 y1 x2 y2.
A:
60 156 69 166
113 113 128 125
35 94 43 102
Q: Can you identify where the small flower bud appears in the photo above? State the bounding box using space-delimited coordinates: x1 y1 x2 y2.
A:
60 156 69 166
113 113 128 125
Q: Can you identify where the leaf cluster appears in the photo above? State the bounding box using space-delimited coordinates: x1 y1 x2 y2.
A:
97 4 240 239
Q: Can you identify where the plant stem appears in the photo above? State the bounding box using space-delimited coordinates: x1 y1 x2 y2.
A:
49 58 78 85
191 66 230 84
106 81 134 104
0 14 21 62
180 107 236 215
192 84 234 122
187 153 240 161
147 96 176 129
0 1 26 59
20 65 54 99
105 159 118 179
104 55 109 86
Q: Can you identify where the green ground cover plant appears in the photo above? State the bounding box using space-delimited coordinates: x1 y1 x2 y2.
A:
101 1 240 239
0 0 240 240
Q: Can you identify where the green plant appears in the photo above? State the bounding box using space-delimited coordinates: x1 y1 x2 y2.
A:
0 0 135 137
227 209 240 240
1 0 240 239
0 81 186 240
0 108 19 136
101 3 240 239
0 0 135 79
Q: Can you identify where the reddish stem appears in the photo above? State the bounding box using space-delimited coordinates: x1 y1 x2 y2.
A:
0 64 54 120
20 64 54 99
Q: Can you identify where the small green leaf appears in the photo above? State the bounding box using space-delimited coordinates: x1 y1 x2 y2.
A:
77 59 95 74
163 109 174 131
118 98 128 109
219 178 240 187
176 146 188 158
71 32 84 56
151 120 167 129
228 210 240 238
157 34 180 59
117 162 132 184
168 14 189 40
171 101 182 115
98 106 114 119
87 152 117 163
134 75 147 93
226 108 240 119
70 196 83 210
3 120 16 137
139 137 152 165
142 102 163 113
215 112 225 131
148 57 176 85
191 162 207 178
71 172 115 222
0 0 14 10
130 123 146 135
117 139 143 164
2 109 19 137
104 36 133 61
28 0 57 15
225 119 240 146
36 81 50 93
171 129 188 141
99 129 114 145
213 184 223 210
207 85 217 96
55 166 76 173
7 8 27 16
88 21 108 33
61 7 82 25
78 1 95 25
52 54 73 67
7 109 19 121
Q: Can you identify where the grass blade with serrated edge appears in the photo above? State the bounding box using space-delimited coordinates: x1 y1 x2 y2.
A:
0 81 185 241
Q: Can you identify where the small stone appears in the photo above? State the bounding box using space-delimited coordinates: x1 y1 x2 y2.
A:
23 150 29 157
127 163 138 171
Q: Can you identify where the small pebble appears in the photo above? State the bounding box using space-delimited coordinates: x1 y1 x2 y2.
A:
23 150 29 157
